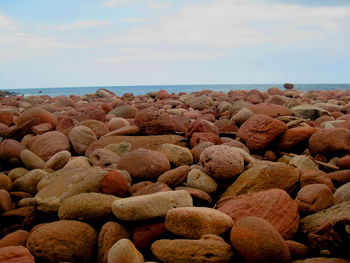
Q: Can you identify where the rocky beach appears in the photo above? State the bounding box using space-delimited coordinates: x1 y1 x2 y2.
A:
0 85 349 263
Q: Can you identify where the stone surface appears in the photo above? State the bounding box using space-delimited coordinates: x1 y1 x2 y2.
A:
118 148 170 180
277 127 317 150
0 230 29 248
175 186 213 204
158 143 193 167
289 155 319 170
27 220 97 263
165 207 233 239
222 161 300 197
108 239 145 263
133 221 168 251
334 182 350 204
190 142 215 163
230 216 290 263
336 155 350 169
19 149 46 169
217 189 299 239
186 169 217 193
0 189 12 212
110 105 138 118
0 246 35 263
100 170 130 197
291 104 330 120
328 170 350 187
45 150 71 170
0 174 12 192
237 114 287 151
69 125 97 154
0 139 26 162
157 165 191 187
112 190 193 221
151 234 234 263
293 258 350 263
249 103 292 117
300 169 335 191
13 169 50 195
8 167 29 181
199 145 244 180
79 119 109 138
89 148 121 167
134 108 175 135
285 240 309 260
190 132 220 147
0 206 36 236
105 142 132 156
309 128 350 155
132 182 172 196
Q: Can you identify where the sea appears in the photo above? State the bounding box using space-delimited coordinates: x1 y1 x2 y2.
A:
6 83 350 97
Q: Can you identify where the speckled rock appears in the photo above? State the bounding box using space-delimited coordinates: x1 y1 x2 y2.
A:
26 220 97 263
157 165 191 187
108 239 145 263
69 126 97 154
295 184 334 213
309 128 350 155
45 150 71 170
20 149 46 169
0 230 29 248
58 193 119 222
190 132 220 147
13 169 50 195
0 246 35 263
165 207 233 239
237 114 287 151
334 182 350 204
289 155 318 170
158 143 193 167
222 161 300 197
151 234 234 263
98 221 131 263
118 148 170 180
277 127 317 150
29 131 71 161
112 190 193 221
230 216 290 263
217 189 299 239
186 169 217 193
199 145 244 180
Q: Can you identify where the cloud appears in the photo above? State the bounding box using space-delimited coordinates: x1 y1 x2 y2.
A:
51 20 111 31
103 0 169 9
0 13 17 30
122 17 147 23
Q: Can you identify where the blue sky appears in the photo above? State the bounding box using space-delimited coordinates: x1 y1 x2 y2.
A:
0 0 349 89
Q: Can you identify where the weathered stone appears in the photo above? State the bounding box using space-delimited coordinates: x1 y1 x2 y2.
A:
0 189 12 212
249 103 292 117
110 105 138 118
292 104 330 120
158 143 193 167
134 108 175 135
45 150 71 170
108 239 144 263
132 182 172 196
309 128 350 155
0 230 29 248
133 221 168 251
186 169 217 193
300 169 335 191
157 165 191 187
100 170 130 197
277 127 317 150
89 148 120 167
0 174 12 191
105 142 132 156
69 126 97 154
334 182 350 204
8 167 29 181
289 155 318 170
79 119 109 138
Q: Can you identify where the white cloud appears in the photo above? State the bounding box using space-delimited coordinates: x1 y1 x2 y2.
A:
52 20 111 31
122 17 147 23
0 13 16 30
103 0 169 9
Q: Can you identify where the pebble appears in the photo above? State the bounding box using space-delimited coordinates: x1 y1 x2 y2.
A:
44 150 71 170
158 143 193 167
334 182 350 204
19 149 46 169
0 246 35 263
68 125 97 154
0 173 13 191
186 168 218 193
0 189 12 212
108 239 145 263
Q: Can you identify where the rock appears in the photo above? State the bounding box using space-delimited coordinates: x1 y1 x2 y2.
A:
151 234 234 263
230 216 290 263
158 143 193 167
231 107 255 125
300 169 335 191
0 230 29 248
222 161 300 197
69 126 97 154
9 191 32 203
100 170 130 197
27 220 97 263
107 117 130 131
285 240 309 260
245 89 264 104
237 114 287 151
284 83 294 89
199 145 244 180
186 169 218 193
309 128 350 155
8 167 29 181
112 190 193 221
0 174 12 191
132 182 172 196
0 246 35 263
29 131 70 161
249 103 292 117
293 258 350 263
337 155 350 169
117 148 170 180
328 170 350 187
128 181 153 196
12 169 50 194
18 197 36 207
98 221 131 263
295 184 334 213
292 104 330 120
89 148 121 167
334 182 350 204
289 155 318 170
0 206 36 235
79 119 109 138
157 165 191 187
190 132 220 147
189 95 213 110
19 149 46 169
0 189 12 212
216 189 299 239
277 127 317 150
175 186 213 204
108 239 144 263
58 193 119 222
134 108 175 135
35 166 106 213
133 221 168 251
102 125 140 136
190 142 215 163
300 201 350 255
110 105 138 118
214 119 238 132
105 142 132 156
45 150 71 170
165 207 233 239
185 119 219 138
0 139 26 163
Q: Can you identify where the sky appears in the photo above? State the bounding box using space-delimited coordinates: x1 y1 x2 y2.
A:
0 0 349 89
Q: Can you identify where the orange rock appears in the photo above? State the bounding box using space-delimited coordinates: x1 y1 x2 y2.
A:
277 127 317 150
300 169 334 191
100 170 130 197
0 139 26 161
309 128 350 154
0 230 30 248
249 103 292 117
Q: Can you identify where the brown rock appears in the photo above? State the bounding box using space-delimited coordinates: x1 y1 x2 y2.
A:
230 216 290 263
132 182 172 196
108 239 144 263
109 105 138 118
175 186 213 204
20 149 46 170
328 170 350 187
56 115 75 133
237 114 287 151
157 165 190 187
133 221 168 251
45 150 71 170
0 230 29 248
295 184 334 213
190 142 214 163
214 119 238 132
309 128 350 155
244 89 264 104
185 119 219 138
29 131 70 161
89 148 121 167
98 221 130 263
79 119 109 138
337 155 350 169
0 246 34 263
334 182 350 204
128 181 153 196
0 174 12 191
0 189 12 212
158 143 193 167
190 132 220 148
284 83 294 89
300 169 335 191
0 206 36 235
216 189 299 239
12 169 49 195
293 258 350 263
106 117 130 131
134 108 175 135
9 191 32 203
68 126 97 154
151 234 234 263
27 220 97 263
118 148 170 180
100 170 130 197
277 127 318 150
249 103 292 117
0 139 26 162
285 240 309 260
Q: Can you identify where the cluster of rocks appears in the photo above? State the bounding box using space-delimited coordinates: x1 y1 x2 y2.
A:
0 86 350 263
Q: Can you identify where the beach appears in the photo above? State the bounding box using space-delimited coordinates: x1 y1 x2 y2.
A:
0 85 349 263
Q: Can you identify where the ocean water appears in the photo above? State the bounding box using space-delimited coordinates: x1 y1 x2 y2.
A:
6 83 350 97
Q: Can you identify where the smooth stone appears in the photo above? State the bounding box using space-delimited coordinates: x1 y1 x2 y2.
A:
309 128 350 154
289 155 318 170
105 142 132 156
0 246 35 263
13 169 50 195
107 117 130 131
132 182 172 196
186 169 217 193
108 239 144 263
64 156 91 169
0 189 12 212
112 190 193 221
190 142 215 163
98 222 131 263
27 220 97 263
293 258 350 263
334 182 350 204
8 167 29 181
0 230 30 248
45 150 71 170
157 165 191 187
158 143 193 167
68 125 97 154
0 206 36 236
0 174 12 191
58 193 119 222
175 186 213 204
230 216 290 263
231 107 255 125
79 119 109 138
133 221 168 251
291 104 330 120
151 234 234 263
277 127 317 150
165 207 233 239
100 170 130 197
102 125 140 136
18 197 36 207
199 145 244 180
20 149 46 169
89 148 121 167
285 240 309 260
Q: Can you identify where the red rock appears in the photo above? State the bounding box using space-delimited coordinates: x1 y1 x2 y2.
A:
109 105 138 119
68 126 97 155
157 89 171 100
106 118 129 131
133 221 168 251
0 123 9 137
337 155 350 169
309 128 350 155
249 103 292 117
314 115 335 127
328 170 350 187
216 189 299 239
128 181 153 196
214 119 238 132
285 240 309 260
79 119 109 138
31 122 54 135
175 186 212 204
190 142 215 163
134 108 175 135
29 131 70 161
185 119 219 138
56 115 76 133
300 169 335 191
0 230 30 248
267 87 284 95
189 132 220 148
132 182 172 196
0 139 26 161
0 111 14 126
0 246 34 263
100 170 129 197
157 165 191 187
244 89 264 104
237 114 287 151
277 127 318 150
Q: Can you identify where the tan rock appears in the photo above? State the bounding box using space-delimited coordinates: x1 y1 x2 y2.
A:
20 149 46 169
89 148 121 167
158 143 193 167
45 150 71 170
8 167 29 181
69 126 97 154
289 155 318 170
108 239 144 263
0 174 12 192
157 165 191 187
334 182 350 204
0 230 29 248
79 119 109 138
186 169 217 193
296 184 334 213
13 169 50 195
